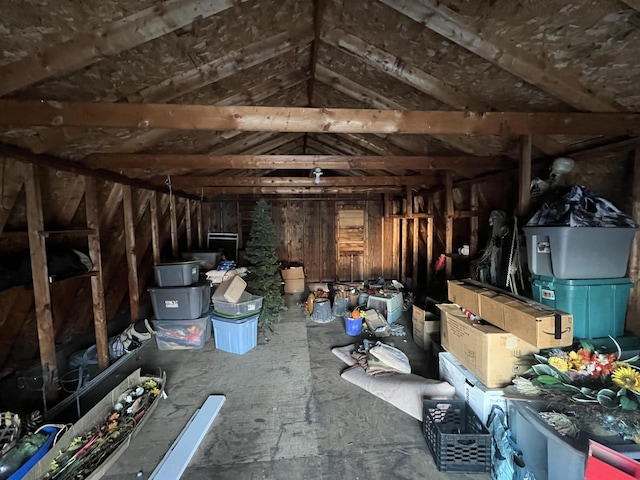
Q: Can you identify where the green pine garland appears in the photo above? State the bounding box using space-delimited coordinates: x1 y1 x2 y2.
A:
245 199 286 330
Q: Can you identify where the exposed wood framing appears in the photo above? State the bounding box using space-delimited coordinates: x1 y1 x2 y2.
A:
87 153 507 172
123 185 140 322
0 0 247 97
470 184 479 257
445 171 453 279
170 193 178 258
24 164 58 400
150 191 161 265
2 101 640 134
165 175 434 188
197 202 203 249
202 186 403 196
185 199 192 250
128 27 313 103
84 177 109 370
627 149 640 335
519 135 533 217
426 194 434 284
379 0 625 112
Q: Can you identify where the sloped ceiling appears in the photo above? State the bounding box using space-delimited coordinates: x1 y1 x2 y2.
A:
0 0 639 198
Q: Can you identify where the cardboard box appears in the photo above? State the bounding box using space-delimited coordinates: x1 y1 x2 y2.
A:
438 351 505 425
281 266 304 281
448 280 573 348
284 278 305 294
212 276 247 303
438 303 538 388
412 305 440 350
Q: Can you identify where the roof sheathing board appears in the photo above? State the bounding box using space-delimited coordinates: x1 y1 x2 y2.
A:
330 0 576 113
444 0 640 110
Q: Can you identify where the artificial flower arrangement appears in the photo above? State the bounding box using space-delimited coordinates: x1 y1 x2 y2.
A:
42 379 162 480
514 339 640 410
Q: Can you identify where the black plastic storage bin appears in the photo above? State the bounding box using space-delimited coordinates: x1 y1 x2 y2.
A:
423 399 491 473
148 282 211 320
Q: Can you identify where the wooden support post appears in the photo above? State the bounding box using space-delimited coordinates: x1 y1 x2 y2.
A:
627 149 640 335
197 202 203 249
170 193 178 258
400 218 407 282
519 135 532 217
392 217 400 279
24 164 58 400
426 194 434 284
445 171 454 279
185 198 192 250
123 185 140 322
470 184 479 257
84 177 109 370
150 191 161 265
412 218 419 288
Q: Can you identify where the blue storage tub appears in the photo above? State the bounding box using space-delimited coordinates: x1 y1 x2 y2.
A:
530 275 632 339
212 314 258 355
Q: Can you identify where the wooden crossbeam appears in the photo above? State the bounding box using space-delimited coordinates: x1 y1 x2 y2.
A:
84 153 506 171
379 0 624 112
203 186 404 196
3 101 638 134
321 28 565 155
0 0 248 97
162 175 435 188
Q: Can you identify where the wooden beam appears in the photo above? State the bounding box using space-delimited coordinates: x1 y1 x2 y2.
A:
445 171 454 279
315 65 498 156
185 199 193 250
84 177 109 371
321 28 564 155
164 175 434 188
150 191 161 265
85 153 508 171
470 184 479 257
170 193 179 258
627 148 640 336
197 202 204 249
203 186 403 196
128 26 313 103
426 194 434 284
412 218 419 287
519 135 533 217
24 164 58 400
0 0 247 97
3 101 638 134
123 186 140 321
1 143 200 200
380 0 624 112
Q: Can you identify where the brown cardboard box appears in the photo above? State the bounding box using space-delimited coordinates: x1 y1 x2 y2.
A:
412 305 440 350
284 278 305 294
437 303 538 388
212 276 247 303
281 266 304 280
447 280 573 348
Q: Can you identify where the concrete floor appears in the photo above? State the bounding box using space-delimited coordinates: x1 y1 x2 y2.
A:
98 294 491 480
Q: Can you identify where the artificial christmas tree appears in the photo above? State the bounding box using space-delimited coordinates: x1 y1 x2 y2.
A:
245 199 286 330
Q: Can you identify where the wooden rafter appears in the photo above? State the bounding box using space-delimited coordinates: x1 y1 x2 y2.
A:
84 153 505 170
315 65 497 156
128 26 313 103
379 0 624 112
321 28 565 156
203 186 404 196
161 175 435 188
2 101 639 134
0 0 248 97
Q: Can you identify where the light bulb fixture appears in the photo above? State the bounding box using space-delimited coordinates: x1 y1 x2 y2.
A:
313 167 323 184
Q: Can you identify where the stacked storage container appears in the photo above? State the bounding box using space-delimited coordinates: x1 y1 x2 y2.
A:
366 291 403 323
149 261 212 350
210 276 262 355
524 226 637 339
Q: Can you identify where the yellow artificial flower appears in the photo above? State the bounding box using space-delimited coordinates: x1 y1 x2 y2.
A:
548 356 569 372
612 366 640 391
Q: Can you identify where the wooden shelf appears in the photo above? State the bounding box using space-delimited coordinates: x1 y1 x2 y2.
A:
0 229 97 238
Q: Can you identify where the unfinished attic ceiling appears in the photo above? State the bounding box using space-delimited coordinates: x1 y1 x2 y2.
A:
0 0 639 199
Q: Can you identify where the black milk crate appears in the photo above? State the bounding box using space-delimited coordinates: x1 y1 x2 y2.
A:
422 399 491 473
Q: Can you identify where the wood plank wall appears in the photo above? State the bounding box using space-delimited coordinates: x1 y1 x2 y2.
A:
0 156 194 376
